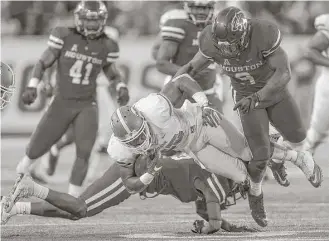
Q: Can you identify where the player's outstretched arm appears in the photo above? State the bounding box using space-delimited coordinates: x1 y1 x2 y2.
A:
156 40 180 76
256 47 291 102
174 50 212 78
103 63 129 106
304 31 329 67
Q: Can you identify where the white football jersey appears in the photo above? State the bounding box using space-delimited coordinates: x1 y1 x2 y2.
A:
314 14 329 58
107 93 203 164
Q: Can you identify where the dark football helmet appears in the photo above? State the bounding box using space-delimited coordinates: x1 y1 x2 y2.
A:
74 1 108 38
0 62 15 110
211 6 251 58
184 0 215 25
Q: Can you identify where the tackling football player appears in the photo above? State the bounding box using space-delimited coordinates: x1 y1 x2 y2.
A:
303 14 329 153
173 6 323 227
14 1 129 197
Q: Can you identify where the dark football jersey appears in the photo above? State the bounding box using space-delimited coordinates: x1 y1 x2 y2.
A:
161 18 216 91
199 19 282 97
47 27 119 100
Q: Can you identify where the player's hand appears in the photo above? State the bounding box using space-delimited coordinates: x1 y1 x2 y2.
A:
202 105 222 127
228 224 259 232
117 86 129 106
22 87 37 105
41 83 54 98
191 220 205 234
146 150 162 176
233 93 260 114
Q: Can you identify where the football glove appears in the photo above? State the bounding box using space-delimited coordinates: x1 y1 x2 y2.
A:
201 105 222 127
117 86 129 106
233 93 260 114
191 220 205 234
22 87 37 105
41 82 54 98
146 150 162 176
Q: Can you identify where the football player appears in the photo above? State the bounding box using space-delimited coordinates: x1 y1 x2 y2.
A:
303 13 329 153
173 6 323 227
5 73 312 229
154 0 223 112
1 155 258 234
14 1 129 197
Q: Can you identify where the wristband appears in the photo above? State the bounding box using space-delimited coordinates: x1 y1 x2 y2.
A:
139 172 154 185
28 78 40 88
192 92 209 107
116 82 127 92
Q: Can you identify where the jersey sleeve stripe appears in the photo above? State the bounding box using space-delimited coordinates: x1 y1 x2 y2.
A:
262 29 282 57
108 52 120 57
106 57 119 63
161 26 185 35
49 35 64 45
47 40 63 49
161 31 185 40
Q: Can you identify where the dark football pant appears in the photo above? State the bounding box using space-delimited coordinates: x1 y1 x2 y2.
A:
26 97 98 186
233 91 305 183
207 93 223 113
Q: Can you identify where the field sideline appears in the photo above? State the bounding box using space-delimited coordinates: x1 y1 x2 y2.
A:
1 138 329 241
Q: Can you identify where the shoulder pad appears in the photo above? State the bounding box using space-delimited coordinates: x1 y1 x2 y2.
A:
161 18 187 43
104 38 120 64
314 14 329 40
107 136 135 167
198 25 215 59
134 93 173 127
47 26 70 50
104 26 120 43
160 9 188 27
255 19 282 58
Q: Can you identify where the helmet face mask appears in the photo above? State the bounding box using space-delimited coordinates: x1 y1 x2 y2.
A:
74 1 108 39
211 7 250 58
1 62 15 110
111 107 154 154
184 1 214 25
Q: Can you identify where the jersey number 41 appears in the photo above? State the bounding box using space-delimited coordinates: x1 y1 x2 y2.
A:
69 60 93 85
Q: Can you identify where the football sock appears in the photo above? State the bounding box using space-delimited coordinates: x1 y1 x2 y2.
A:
33 181 49 200
68 183 83 198
14 202 31 215
249 180 262 196
16 156 34 174
271 143 298 164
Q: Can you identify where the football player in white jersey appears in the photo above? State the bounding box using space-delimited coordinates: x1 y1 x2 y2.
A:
303 14 329 153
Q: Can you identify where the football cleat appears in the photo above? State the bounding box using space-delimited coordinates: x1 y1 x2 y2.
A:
6 175 34 213
294 151 323 188
268 160 290 187
248 192 267 227
1 196 15 225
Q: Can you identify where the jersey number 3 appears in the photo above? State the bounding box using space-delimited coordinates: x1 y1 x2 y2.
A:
69 60 93 85
235 72 255 85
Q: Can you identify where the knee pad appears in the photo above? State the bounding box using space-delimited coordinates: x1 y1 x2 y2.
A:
248 159 268 172
251 145 271 161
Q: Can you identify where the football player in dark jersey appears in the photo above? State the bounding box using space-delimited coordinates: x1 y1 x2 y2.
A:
14 1 129 197
173 6 323 227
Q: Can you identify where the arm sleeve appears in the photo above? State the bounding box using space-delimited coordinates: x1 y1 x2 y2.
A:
161 19 186 43
314 14 329 41
261 22 282 58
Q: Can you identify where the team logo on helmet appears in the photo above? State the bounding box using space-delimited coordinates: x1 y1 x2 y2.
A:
231 11 248 32
0 62 15 110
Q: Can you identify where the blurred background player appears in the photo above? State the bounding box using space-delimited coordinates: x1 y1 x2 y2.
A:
153 0 224 112
303 13 329 153
14 1 129 198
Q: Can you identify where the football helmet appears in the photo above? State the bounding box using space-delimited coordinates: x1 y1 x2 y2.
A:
0 62 15 110
211 6 251 58
184 0 215 25
111 106 153 154
74 1 108 38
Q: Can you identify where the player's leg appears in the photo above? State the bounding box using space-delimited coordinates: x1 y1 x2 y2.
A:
16 98 73 175
267 94 323 187
304 73 329 152
2 163 131 224
69 104 98 197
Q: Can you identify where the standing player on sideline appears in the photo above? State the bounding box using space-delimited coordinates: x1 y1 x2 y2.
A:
154 0 224 112
173 6 323 227
303 14 329 153
14 1 129 197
